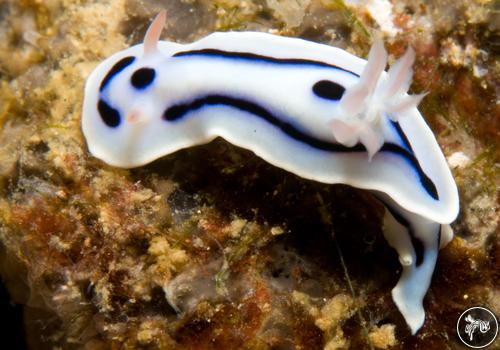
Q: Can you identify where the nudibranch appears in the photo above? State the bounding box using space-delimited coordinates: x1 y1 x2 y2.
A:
81 11 459 334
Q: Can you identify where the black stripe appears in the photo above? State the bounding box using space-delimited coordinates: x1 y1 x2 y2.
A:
163 94 439 200
98 99 121 127
383 205 425 267
164 95 363 152
173 49 359 77
171 48 437 199
391 121 412 151
389 121 438 199
99 56 136 92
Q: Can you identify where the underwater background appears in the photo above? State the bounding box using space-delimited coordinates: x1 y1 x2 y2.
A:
0 0 498 349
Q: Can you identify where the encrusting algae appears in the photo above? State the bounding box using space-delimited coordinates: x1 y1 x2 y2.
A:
0 0 498 349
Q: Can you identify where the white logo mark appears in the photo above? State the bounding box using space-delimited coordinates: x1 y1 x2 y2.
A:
465 314 491 341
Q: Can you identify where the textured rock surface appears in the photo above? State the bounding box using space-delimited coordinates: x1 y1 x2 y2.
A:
0 0 498 349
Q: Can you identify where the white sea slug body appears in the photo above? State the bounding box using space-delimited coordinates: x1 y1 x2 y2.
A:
81 11 459 334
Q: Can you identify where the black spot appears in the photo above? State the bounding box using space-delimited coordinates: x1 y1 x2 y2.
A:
131 68 156 89
312 80 345 100
99 56 136 92
97 99 121 127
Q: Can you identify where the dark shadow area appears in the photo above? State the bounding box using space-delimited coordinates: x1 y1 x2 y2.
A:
0 278 26 349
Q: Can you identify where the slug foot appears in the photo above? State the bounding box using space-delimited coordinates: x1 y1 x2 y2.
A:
378 194 452 334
